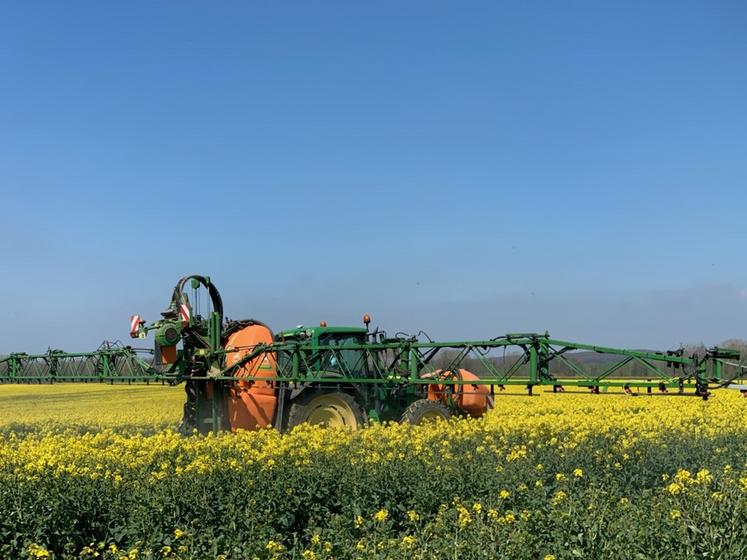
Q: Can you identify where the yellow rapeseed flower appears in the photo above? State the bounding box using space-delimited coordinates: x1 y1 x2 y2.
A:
266 540 285 554
457 505 472 527
373 508 389 523
552 490 567 505
401 535 416 548
696 468 713 484
27 544 51 559
667 482 683 495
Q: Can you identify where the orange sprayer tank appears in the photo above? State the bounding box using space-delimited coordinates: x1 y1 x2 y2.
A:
425 369 490 417
224 324 277 431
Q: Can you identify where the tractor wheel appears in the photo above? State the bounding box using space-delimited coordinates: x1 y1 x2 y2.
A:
401 399 452 425
287 391 367 430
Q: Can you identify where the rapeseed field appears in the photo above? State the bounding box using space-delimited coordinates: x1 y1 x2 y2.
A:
1 385 745 559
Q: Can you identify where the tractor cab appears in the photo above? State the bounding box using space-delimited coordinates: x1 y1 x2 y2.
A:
276 325 369 376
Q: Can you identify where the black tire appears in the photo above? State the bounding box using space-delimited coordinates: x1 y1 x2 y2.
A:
287 391 367 430
178 381 198 435
401 399 452 425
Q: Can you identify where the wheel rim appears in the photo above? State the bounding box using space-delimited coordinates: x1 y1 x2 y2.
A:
302 394 359 428
416 409 449 424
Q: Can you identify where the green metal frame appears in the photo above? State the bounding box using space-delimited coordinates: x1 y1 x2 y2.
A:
0 343 155 383
212 331 739 387
1 332 743 390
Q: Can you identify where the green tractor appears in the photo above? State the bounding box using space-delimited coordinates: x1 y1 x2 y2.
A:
130 275 483 433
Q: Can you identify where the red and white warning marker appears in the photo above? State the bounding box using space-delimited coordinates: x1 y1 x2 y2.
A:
130 315 142 337
179 303 191 325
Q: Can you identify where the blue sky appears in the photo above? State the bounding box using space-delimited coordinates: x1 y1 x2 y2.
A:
2 1 746 352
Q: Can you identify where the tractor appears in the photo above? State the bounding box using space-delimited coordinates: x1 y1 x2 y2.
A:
130 274 489 434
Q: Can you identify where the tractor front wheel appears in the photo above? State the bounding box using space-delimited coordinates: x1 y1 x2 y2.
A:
401 399 452 425
287 391 367 430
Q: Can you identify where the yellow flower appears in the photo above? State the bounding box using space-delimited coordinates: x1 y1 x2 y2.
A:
266 540 285 554
407 510 420 522
670 509 681 520
173 528 185 539
573 468 584 478
667 482 683 495
311 533 320 545
27 544 51 559
499 489 510 500
506 446 527 461
302 551 317 560
556 472 566 482
552 490 567 505
457 505 472 527
373 508 389 522
674 469 692 483
401 535 416 548
696 468 713 484
355 514 364 528
544 555 557 560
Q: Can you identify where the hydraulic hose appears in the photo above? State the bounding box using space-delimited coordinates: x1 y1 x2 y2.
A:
170 275 224 325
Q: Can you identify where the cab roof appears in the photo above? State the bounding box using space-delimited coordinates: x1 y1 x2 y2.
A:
276 325 367 338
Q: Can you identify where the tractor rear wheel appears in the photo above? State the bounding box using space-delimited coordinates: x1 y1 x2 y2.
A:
401 399 452 425
287 391 367 430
